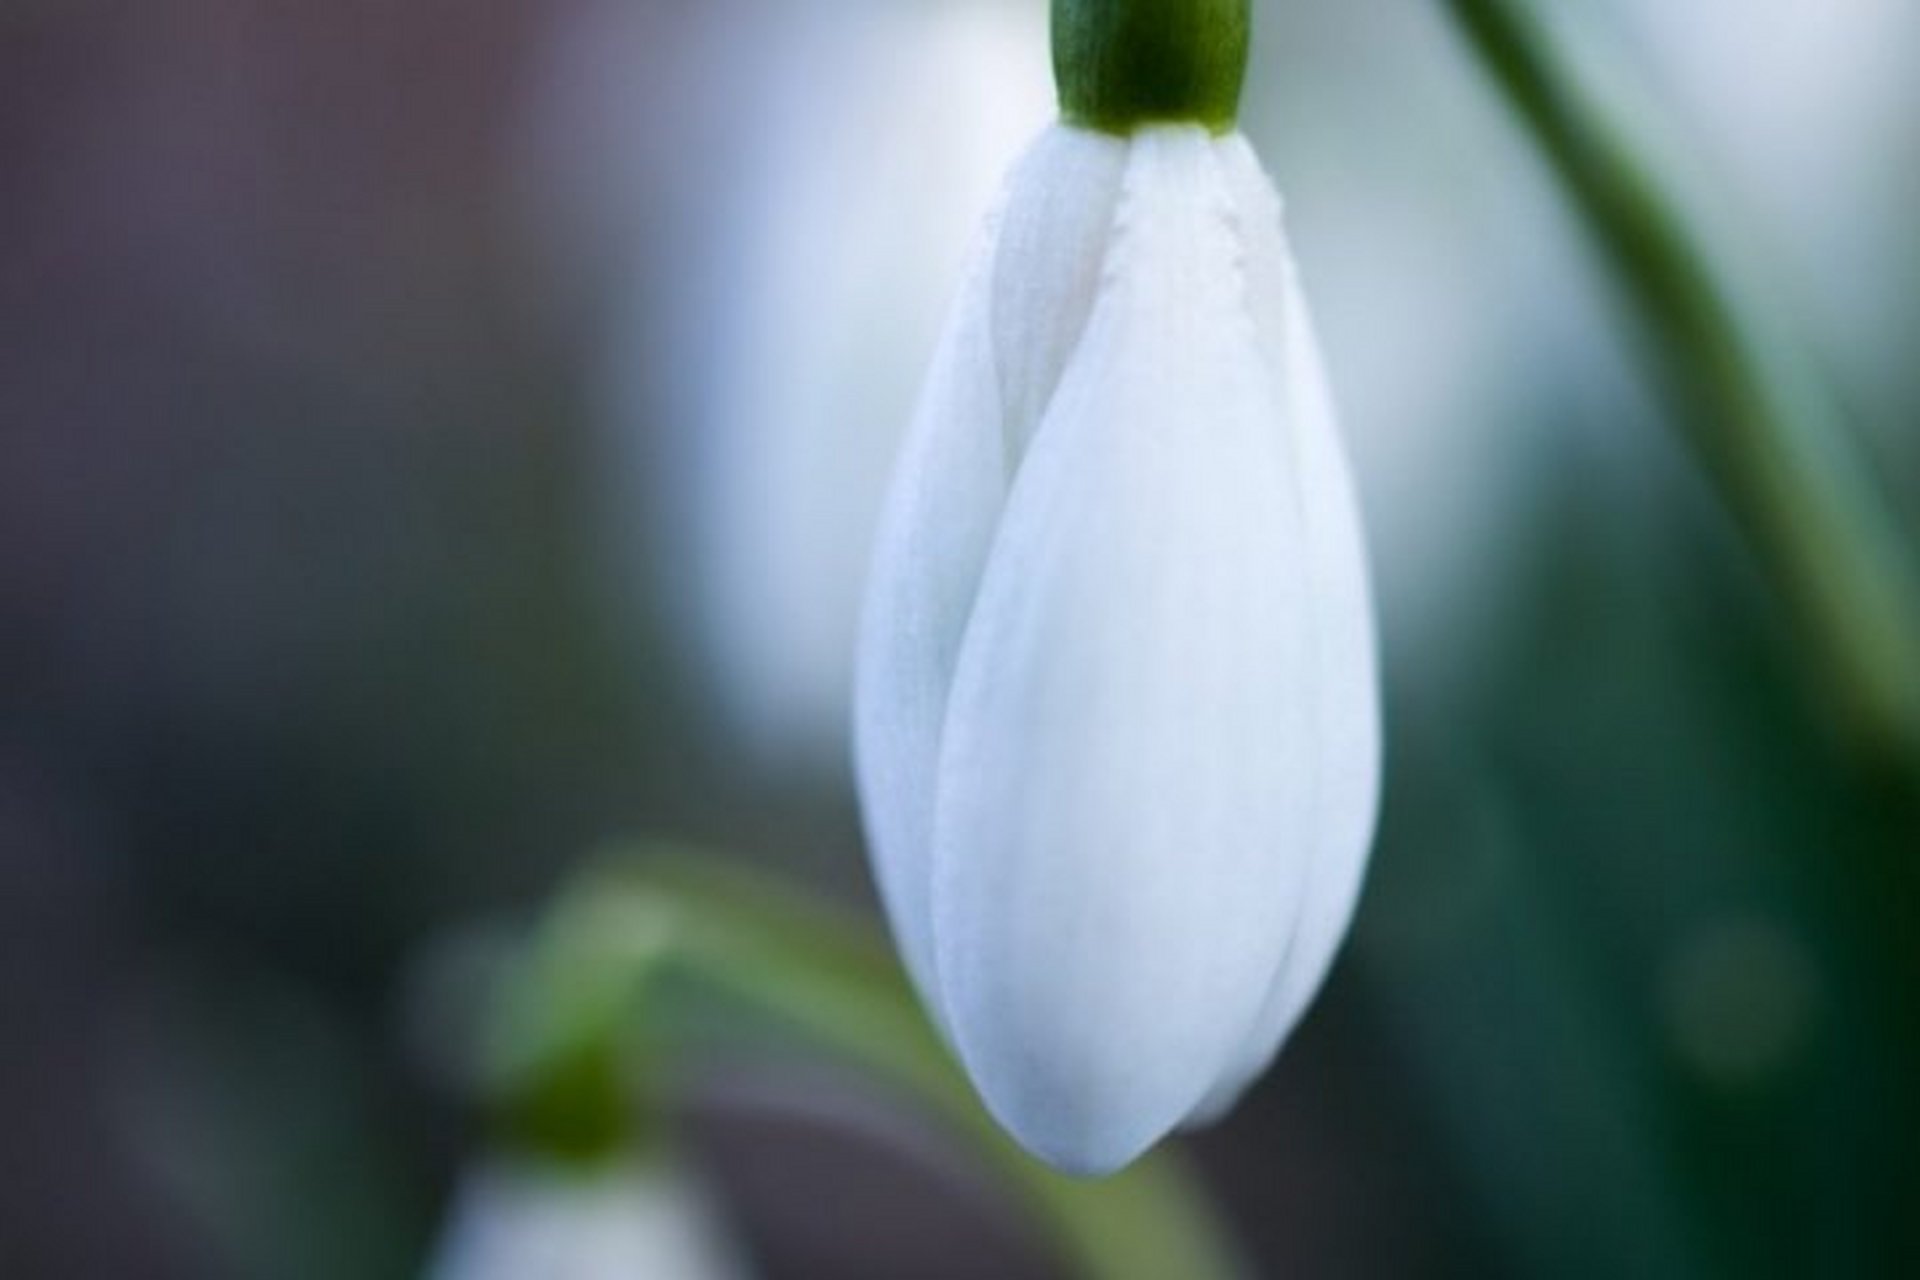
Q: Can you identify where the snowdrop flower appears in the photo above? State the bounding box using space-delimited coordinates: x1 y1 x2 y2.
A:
426 1157 750 1280
855 0 1381 1175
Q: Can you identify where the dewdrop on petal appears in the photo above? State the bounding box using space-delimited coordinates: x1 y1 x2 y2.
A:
853 0 1381 1176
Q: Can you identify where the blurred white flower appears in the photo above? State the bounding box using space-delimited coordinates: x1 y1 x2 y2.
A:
855 123 1381 1176
426 1157 749 1280
533 0 1051 767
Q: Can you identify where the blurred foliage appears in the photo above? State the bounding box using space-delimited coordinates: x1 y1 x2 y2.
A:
486 852 1243 1280
1362 460 1920 1277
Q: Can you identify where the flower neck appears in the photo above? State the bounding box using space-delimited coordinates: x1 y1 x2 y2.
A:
1052 0 1251 135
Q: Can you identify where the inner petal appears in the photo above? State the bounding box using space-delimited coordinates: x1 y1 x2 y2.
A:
989 125 1128 462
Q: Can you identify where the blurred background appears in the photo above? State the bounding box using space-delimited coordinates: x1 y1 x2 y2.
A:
4 0 1918 1276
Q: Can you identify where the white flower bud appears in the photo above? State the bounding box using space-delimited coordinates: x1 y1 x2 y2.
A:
854 123 1381 1176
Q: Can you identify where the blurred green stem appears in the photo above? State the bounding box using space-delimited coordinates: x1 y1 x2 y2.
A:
485 851 1243 1280
1445 0 1920 769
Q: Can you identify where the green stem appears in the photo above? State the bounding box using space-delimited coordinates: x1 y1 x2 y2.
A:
486 850 1244 1280
1444 0 1920 769
1053 0 1251 133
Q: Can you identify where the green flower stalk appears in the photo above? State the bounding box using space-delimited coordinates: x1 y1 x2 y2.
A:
1446 0 1920 767
1053 0 1251 132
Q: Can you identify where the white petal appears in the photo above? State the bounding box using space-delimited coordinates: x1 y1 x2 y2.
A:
854 126 1126 1015
1185 136 1384 1124
928 127 1322 1175
989 127 1129 456
852 203 1010 1016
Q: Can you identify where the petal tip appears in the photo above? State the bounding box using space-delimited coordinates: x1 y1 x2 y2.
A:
969 1068 1172 1178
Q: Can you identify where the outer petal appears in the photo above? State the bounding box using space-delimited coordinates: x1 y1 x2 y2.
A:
1185 135 1384 1123
929 127 1321 1174
854 126 1126 1015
